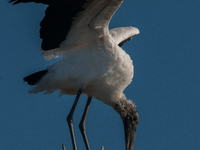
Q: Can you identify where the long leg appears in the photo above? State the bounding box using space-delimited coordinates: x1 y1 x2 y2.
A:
67 89 82 150
79 97 92 150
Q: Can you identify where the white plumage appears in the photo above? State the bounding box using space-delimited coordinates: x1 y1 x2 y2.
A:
32 37 134 106
10 0 140 149
32 0 139 108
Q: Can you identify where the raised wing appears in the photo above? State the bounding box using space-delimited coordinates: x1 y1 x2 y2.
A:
10 0 139 60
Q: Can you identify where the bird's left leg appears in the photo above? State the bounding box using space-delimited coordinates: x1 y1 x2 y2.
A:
79 97 92 150
67 89 82 150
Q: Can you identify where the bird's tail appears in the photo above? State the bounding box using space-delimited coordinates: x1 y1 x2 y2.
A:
23 70 48 85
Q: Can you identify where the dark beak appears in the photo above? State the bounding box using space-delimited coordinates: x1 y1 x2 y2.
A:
123 117 138 150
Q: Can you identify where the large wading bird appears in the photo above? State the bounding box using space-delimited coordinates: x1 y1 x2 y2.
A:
9 0 140 149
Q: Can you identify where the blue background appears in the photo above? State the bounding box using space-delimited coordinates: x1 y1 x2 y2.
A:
1 0 199 150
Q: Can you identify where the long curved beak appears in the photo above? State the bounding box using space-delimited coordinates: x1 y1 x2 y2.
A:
123 119 138 150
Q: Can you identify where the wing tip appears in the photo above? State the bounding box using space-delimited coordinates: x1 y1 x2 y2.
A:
9 0 20 5
129 26 140 35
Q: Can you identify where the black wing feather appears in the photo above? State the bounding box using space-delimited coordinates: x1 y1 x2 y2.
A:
9 0 49 5
40 1 85 50
23 70 48 85
9 0 86 50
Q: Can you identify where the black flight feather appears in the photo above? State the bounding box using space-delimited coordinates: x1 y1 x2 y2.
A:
9 0 86 50
24 70 48 85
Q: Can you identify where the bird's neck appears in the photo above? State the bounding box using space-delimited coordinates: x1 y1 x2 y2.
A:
113 96 136 120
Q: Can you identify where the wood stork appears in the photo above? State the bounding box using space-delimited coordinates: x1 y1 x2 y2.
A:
10 0 140 150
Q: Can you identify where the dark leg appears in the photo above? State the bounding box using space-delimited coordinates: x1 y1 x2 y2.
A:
67 89 82 150
79 97 92 150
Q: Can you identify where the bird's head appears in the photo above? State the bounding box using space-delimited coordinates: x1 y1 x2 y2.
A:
114 97 139 150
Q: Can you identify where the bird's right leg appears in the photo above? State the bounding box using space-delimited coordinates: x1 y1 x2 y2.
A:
67 89 82 150
79 96 92 150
